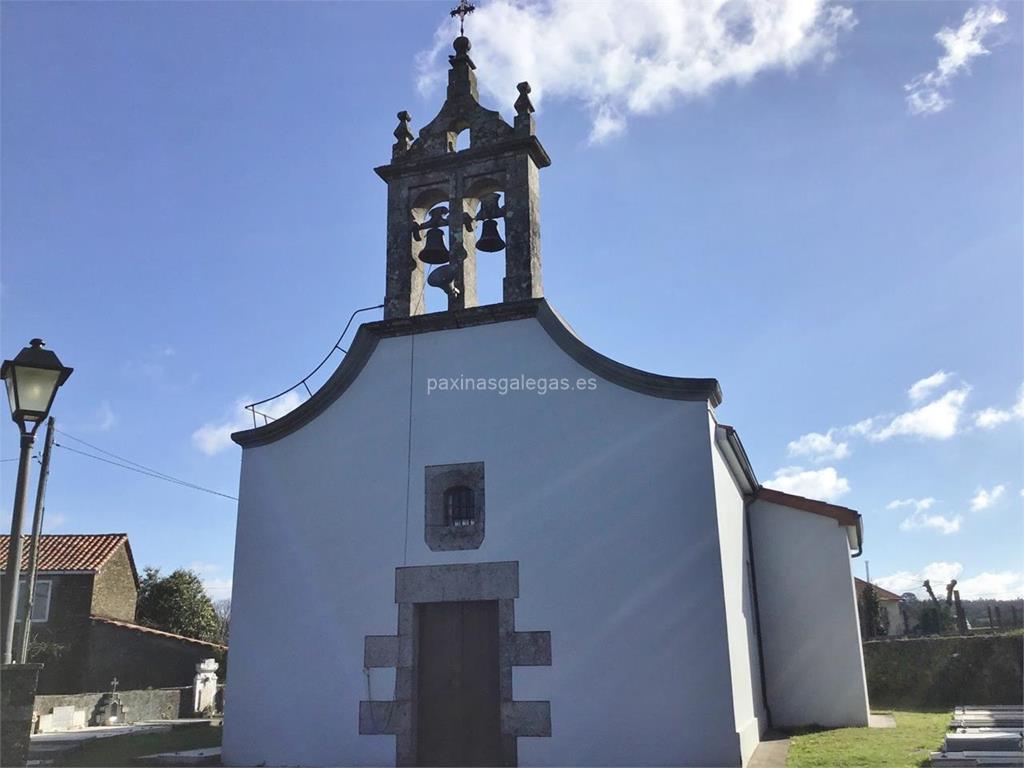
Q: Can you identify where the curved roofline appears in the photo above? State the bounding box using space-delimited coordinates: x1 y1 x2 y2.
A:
231 298 723 449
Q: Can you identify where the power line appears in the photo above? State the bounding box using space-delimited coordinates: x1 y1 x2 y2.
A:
57 429 186 480
54 430 237 501
56 443 237 501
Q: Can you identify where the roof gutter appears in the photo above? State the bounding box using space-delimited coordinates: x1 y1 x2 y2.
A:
715 425 863 558
715 424 758 495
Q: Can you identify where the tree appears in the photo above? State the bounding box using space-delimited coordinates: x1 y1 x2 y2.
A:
213 599 231 646
917 603 954 635
136 567 220 643
859 583 886 639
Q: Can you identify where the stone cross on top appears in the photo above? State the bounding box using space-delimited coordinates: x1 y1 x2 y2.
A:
374 22 550 319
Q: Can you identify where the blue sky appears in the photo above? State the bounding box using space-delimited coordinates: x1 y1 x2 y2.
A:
2 1 1021 602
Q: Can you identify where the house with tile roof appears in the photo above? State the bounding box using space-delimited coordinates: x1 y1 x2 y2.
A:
855 577 906 637
0 533 224 694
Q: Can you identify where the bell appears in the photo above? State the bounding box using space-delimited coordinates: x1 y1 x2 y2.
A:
418 229 450 264
427 264 459 297
476 220 506 252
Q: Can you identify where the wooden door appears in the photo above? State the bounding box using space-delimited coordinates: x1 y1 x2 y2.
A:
416 600 502 767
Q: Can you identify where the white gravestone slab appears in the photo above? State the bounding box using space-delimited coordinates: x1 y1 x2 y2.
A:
51 706 76 731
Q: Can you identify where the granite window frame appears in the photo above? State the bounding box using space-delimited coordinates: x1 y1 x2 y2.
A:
425 462 485 551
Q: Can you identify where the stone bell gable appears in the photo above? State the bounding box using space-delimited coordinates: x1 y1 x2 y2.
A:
375 35 549 319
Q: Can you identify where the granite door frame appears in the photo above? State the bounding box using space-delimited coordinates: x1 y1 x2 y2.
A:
359 561 552 767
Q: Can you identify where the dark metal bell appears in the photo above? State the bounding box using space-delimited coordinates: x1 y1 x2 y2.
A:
476 219 506 252
419 229 450 264
427 264 459 297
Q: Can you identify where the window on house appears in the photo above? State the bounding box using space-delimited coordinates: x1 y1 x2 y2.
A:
444 485 476 527
16 578 52 622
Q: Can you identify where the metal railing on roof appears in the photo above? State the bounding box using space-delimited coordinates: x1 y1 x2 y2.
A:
244 304 384 429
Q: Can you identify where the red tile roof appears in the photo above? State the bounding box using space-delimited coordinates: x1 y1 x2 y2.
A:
855 577 903 602
755 487 861 528
90 616 226 650
0 533 131 573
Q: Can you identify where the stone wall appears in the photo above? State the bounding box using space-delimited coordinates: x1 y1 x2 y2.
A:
1 663 42 767
81 619 224 693
864 632 1024 708
89 544 138 621
35 687 189 724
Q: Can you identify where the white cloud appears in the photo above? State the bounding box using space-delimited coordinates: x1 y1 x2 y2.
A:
589 103 627 145
875 561 963 595
908 370 951 402
974 388 1024 429
417 0 856 141
889 497 961 534
787 429 850 463
847 418 875 436
94 401 116 432
189 562 233 601
784 375 970 460
904 4 1007 116
886 497 937 512
202 578 233 601
192 391 303 456
46 513 69 532
74 401 117 433
970 484 1005 511
876 562 1024 600
900 511 961 534
764 465 850 502
958 570 1024 600
869 387 970 441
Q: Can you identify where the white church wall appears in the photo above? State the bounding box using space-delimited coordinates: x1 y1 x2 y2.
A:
223 317 744 768
710 421 764 766
749 498 870 728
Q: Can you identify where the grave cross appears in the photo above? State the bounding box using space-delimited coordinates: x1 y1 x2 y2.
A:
110 677 119 693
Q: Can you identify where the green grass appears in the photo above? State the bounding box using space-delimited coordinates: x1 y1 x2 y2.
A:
786 711 949 768
55 724 222 767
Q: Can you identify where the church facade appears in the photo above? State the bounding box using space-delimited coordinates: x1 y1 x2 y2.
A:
222 31 869 768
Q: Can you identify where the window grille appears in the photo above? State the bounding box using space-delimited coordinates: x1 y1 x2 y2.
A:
444 485 475 527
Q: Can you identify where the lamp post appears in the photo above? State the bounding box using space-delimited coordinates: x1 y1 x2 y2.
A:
1 339 72 664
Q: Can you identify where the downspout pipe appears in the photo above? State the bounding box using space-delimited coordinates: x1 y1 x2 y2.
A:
850 517 864 558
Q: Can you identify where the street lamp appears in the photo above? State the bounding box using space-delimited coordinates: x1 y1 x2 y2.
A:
1 339 72 664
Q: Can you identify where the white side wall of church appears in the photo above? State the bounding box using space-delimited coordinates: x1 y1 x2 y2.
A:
223 317 744 767
749 498 870 728
710 420 765 766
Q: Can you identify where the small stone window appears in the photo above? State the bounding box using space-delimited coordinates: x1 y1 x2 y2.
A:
425 462 484 551
444 485 476 527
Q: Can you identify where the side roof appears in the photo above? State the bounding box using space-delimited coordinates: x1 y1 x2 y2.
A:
0 534 138 586
714 424 863 553
232 298 723 448
854 577 902 602
90 615 227 650
755 486 864 552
